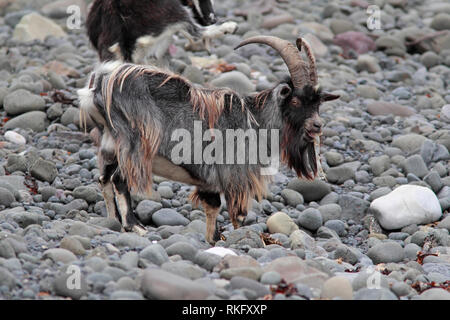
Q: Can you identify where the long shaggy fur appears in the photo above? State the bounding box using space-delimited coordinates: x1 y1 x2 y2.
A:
79 61 332 237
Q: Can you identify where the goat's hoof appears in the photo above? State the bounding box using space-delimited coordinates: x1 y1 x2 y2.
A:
131 224 148 236
124 223 147 236
235 214 246 228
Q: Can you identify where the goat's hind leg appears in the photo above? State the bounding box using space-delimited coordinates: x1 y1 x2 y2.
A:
225 192 249 230
111 170 147 236
192 190 221 244
99 162 119 221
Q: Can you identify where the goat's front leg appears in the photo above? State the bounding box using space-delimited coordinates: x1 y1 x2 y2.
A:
191 190 221 244
111 170 147 236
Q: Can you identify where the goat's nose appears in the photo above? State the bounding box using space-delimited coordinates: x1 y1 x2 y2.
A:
312 120 323 132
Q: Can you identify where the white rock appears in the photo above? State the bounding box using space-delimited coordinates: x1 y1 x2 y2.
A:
442 104 450 122
204 247 237 257
4 131 26 145
13 12 66 42
370 185 442 230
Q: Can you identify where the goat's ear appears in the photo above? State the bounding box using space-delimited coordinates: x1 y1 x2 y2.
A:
275 83 292 100
321 92 340 102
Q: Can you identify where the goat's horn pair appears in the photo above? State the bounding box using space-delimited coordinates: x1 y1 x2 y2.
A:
235 35 317 88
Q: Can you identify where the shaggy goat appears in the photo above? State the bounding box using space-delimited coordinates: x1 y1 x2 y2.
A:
78 36 339 243
86 0 237 64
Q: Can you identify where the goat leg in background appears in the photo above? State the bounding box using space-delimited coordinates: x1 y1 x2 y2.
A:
184 21 238 53
190 189 221 244
99 162 120 221
202 21 238 53
134 34 173 66
146 35 173 67
225 192 248 231
111 170 147 236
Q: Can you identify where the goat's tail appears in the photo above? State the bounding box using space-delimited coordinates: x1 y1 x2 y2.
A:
78 62 162 195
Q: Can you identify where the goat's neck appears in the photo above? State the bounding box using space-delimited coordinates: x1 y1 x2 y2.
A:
247 94 283 131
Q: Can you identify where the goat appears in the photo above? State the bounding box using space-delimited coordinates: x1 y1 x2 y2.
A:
78 36 340 244
86 0 237 64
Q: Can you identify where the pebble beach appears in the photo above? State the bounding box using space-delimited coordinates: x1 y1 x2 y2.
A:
0 0 449 300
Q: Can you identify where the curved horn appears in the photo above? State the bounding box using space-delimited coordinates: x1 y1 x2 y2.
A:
296 38 318 86
235 35 309 88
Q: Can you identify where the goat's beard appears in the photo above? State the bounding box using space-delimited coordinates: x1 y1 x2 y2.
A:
281 124 318 180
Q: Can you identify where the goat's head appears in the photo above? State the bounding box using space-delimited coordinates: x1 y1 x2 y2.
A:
236 36 340 179
182 0 217 26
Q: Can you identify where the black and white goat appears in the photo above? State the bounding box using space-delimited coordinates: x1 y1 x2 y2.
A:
86 0 237 64
78 36 339 244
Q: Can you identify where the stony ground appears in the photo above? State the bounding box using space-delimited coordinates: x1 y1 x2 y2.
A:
0 0 449 300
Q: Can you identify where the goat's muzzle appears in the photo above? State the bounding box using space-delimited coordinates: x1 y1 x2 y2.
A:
304 116 323 141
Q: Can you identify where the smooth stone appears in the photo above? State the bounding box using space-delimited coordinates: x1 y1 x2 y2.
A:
280 189 304 207
114 233 151 249
354 288 397 300
321 276 353 300
4 111 48 132
297 208 323 232
334 244 359 265
3 89 46 116
263 256 329 290
229 276 269 298
72 186 98 203
338 194 370 219
324 220 347 237
165 242 198 262
318 204 342 222
225 227 264 249
367 102 415 117
136 200 162 225
356 85 380 99
266 212 299 236
326 166 355 184
404 155 429 178
287 179 331 202
370 185 442 230
260 271 282 285
60 107 80 126
210 71 255 95
139 244 170 266
194 251 222 271
418 288 450 300
437 216 450 231
42 248 77 263
367 242 405 264
0 188 15 207
141 269 211 300
4 131 26 145
392 134 427 154
161 261 206 280
333 31 376 58
430 13 450 31
152 208 190 227
324 151 344 167
289 229 316 251
30 159 58 183
59 236 86 255
53 271 88 300
13 12 66 42
0 267 16 289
